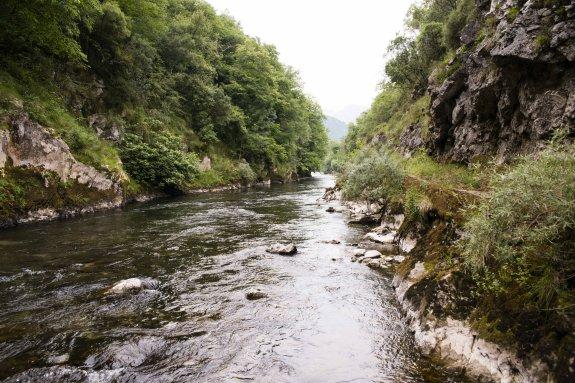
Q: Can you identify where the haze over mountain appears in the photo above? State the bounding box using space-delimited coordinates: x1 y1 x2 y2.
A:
324 116 348 141
327 104 366 124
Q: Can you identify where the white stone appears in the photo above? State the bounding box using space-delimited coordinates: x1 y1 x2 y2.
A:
400 236 417 253
108 278 143 294
266 243 297 255
363 250 382 259
364 232 396 244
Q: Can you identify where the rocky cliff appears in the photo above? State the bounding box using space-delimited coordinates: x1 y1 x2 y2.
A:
0 114 124 227
342 1 575 381
402 0 574 163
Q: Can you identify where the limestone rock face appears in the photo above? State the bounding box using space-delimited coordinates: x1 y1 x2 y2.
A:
4 114 120 192
0 114 124 227
424 0 575 163
393 262 549 383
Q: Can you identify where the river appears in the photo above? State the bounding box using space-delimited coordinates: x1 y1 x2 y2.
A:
0 175 467 382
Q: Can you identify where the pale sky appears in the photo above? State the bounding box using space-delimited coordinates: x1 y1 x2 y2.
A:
207 0 412 122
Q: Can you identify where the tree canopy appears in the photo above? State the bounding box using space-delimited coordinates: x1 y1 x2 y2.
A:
0 0 328 191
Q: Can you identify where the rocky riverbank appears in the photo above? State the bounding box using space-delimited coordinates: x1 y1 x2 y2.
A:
0 113 279 229
322 186 551 383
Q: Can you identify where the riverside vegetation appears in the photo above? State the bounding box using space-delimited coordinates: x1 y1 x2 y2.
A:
333 0 574 381
0 0 328 225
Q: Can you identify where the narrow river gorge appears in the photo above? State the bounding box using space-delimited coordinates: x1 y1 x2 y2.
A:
0 175 468 382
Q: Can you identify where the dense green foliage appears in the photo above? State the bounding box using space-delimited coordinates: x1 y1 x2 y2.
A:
463 145 575 313
0 0 327 194
323 141 345 174
341 148 404 203
120 132 199 192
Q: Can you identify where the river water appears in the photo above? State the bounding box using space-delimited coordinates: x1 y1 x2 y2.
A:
0 175 467 382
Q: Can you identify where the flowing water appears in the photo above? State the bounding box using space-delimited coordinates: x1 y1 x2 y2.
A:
0 175 467 382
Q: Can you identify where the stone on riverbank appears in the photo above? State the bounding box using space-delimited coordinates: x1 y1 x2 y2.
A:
266 243 298 256
363 250 382 259
365 232 395 244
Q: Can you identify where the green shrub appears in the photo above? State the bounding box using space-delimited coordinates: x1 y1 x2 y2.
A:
506 7 520 22
462 145 575 312
535 32 551 50
236 161 257 184
120 132 199 193
342 149 404 203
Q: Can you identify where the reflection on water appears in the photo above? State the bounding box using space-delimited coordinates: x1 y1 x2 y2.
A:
0 175 467 382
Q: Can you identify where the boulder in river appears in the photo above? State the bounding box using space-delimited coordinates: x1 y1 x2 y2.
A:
266 243 297 256
246 289 268 300
107 278 159 294
352 248 367 257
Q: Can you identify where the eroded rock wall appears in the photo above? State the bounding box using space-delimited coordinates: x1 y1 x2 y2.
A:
425 0 575 163
0 114 123 226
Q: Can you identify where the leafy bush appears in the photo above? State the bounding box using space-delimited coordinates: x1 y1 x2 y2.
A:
342 149 404 203
462 145 575 312
236 161 257 184
120 132 199 193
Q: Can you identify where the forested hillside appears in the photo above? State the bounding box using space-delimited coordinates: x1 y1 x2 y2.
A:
324 116 348 141
0 0 327 225
337 0 574 381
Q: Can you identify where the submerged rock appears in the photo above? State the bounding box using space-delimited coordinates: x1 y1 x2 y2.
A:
266 243 297 256
47 354 70 365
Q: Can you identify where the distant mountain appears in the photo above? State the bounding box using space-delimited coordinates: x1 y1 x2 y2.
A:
327 104 366 124
324 116 348 141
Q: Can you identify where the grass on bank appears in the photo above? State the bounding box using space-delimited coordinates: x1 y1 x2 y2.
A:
0 69 124 176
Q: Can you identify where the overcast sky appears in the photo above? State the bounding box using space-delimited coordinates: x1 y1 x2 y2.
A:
207 0 412 122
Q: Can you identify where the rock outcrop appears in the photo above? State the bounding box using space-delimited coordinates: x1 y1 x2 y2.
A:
393 260 550 383
424 0 575 163
6 114 120 192
0 114 123 227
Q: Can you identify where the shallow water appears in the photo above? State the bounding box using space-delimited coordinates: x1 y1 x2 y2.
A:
0 175 467 382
